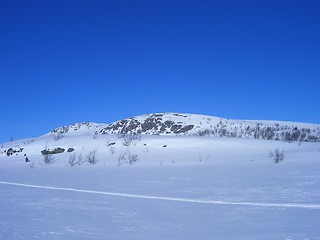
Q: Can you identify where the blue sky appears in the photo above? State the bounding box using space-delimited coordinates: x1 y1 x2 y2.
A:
1 0 319 142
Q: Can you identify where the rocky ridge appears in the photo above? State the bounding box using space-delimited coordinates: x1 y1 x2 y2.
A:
50 113 320 142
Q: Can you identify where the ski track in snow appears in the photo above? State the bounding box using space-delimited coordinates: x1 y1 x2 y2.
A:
1 181 319 210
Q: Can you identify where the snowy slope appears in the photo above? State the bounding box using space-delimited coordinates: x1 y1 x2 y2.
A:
53 112 320 141
1 112 319 167
1 158 319 240
0 113 319 239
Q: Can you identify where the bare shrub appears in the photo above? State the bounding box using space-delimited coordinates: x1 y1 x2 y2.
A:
110 145 116 155
270 148 285 163
93 131 99 139
53 132 64 141
78 154 83 165
143 143 149 153
119 133 141 146
68 153 77 166
128 153 138 165
197 129 212 137
117 149 139 166
117 152 127 166
43 154 55 164
106 141 116 154
23 140 31 145
86 150 97 165
68 153 85 166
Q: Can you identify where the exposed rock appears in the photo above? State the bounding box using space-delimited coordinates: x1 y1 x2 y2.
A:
173 113 188 117
67 148 75 152
100 113 195 135
41 148 65 155
51 122 98 134
4 147 24 156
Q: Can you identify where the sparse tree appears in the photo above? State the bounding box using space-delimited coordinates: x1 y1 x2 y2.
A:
68 153 77 166
110 145 116 155
106 141 116 154
143 143 149 153
93 131 99 139
117 152 127 166
43 154 55 164
119 133 142 146
128 153 138 165
68 153 84 166
86 150 97 165
270 148 285 163
78 154 83 165
53 132 64 141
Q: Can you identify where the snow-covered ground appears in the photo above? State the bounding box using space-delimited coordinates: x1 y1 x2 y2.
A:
1 136 319 239
0 113 320 239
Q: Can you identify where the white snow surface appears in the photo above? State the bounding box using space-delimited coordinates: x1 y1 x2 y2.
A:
0 113 320 239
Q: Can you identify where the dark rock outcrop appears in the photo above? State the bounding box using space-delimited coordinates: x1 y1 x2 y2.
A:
41 148 65 155
4 147 24 156
100 114 194 135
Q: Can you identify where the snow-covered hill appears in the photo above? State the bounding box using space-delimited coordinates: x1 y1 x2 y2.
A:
1 113 319 240
51 112 320 142
1 112 319 168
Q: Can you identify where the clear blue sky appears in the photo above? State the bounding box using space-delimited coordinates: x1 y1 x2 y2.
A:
1 0 319 142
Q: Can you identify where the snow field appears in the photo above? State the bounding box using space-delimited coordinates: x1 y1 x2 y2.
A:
0 131 319 239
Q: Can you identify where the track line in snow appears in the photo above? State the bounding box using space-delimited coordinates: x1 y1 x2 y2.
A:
1 181 319 210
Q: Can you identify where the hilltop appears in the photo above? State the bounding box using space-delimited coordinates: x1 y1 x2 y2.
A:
50 112 320 142
1 113 319 167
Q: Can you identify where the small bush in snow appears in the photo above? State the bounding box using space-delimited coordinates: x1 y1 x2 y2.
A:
69 153 76 164
53 132 64 141
43 154 55 164
68 153 84 166
119 133 141 146
117 152 127 166
93 131 99 139
78 154 83 164
270 148 285 163
197 129 212 137
86 150 97 165
68 153 77 166
110 145 116 155
143 143 149 153
117 150 138 166
128 154 138 165
106 141 116 155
